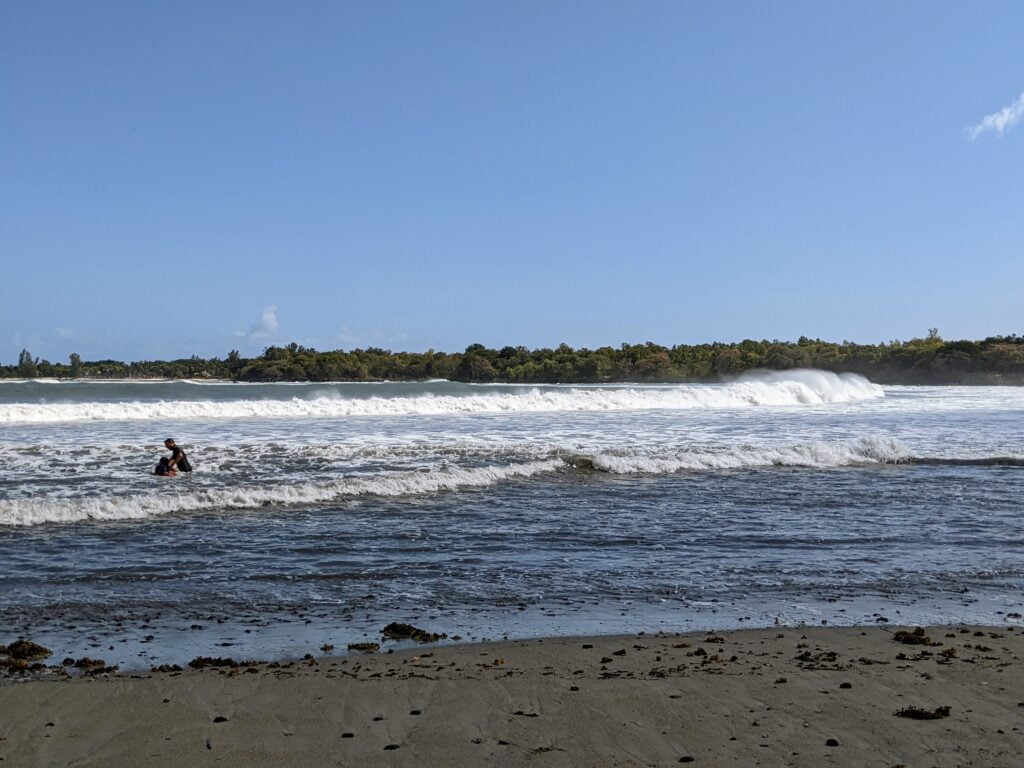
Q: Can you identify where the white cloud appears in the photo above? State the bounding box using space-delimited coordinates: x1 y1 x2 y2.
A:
966 91 1024 140
236 305 279 340
336 325 361 346
54 327 76 338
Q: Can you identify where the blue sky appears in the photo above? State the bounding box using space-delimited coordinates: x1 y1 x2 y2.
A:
2 1 1023 362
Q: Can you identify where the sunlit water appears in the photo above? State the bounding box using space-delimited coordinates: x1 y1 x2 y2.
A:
2 371 1023 667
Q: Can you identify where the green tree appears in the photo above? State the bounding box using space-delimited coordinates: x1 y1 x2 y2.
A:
18 348 38 377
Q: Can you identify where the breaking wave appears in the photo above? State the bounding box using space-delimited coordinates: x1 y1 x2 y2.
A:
0 460 564 526
0 370 882 424
565 436 911 473
0 436 921 526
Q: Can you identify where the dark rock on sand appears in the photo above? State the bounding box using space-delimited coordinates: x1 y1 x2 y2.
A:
72 657 107 669
893 628 939 646
1 640 52 661
381 623 447 643
189 657 239 669
347 642 380 653
894 705 951 720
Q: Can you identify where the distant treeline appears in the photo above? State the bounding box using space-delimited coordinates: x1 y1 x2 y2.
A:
5 332 1024 385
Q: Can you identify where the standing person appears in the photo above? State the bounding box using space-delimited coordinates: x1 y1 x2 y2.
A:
164 438 193 473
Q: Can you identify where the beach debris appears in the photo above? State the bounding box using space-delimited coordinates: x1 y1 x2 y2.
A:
893 628 939 646
383 744 400 750
151 664 183 673
0 640 52 661
190 656 238 668
213 716 228 723
380 623 447 643
341 732 354 738
347 642 380 653
839 682 852 689
825 738 840 746
72 657 107 669
894 705 951 720
187 656 261 669
83 664 119 675
679 757 695 763
320 644 334 653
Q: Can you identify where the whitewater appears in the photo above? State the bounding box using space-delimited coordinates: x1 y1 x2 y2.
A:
2 370 1023 666
0 369 882 424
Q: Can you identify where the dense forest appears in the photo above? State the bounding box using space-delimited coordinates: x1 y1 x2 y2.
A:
4 332 1024 385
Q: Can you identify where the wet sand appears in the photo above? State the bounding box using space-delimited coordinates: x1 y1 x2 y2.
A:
2 624 1022 767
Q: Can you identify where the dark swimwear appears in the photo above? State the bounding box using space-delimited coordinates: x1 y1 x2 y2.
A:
170 446 193 472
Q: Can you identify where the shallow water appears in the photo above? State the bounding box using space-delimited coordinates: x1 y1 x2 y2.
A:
2 371 1023 666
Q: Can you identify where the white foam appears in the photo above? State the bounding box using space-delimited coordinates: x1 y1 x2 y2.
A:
0 436 919 526
573 436 912 473
0 460 564 526
0 370 883 424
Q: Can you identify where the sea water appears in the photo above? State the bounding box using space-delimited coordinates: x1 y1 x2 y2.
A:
2 371 1022 665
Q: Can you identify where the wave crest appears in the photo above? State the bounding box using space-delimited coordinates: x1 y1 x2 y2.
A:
0 460 564 526
0 370 883 424
0 436 920 526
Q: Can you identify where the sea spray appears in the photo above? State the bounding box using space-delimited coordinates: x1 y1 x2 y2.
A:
0 437 921 526
0 370 883 424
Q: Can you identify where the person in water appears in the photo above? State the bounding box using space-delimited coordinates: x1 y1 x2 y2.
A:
164 438 193 473
154 457 178 476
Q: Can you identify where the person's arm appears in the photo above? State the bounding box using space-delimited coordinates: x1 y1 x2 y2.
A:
167 448 180 468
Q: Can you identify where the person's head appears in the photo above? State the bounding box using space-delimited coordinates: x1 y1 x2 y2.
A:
159 457 170 467
164 438 175 449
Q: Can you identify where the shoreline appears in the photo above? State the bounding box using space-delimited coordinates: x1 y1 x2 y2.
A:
3 624 1022 766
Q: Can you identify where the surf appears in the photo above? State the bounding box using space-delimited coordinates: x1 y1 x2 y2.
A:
0 369 883 424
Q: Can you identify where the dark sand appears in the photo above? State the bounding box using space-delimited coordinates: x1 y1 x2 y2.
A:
2 625 1023 767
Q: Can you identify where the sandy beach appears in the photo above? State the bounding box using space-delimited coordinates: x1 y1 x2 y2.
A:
2 624 1022 767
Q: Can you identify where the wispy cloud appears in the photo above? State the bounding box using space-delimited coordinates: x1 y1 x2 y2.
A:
236 305 279 340
966 90 1024 140
336 325 361 347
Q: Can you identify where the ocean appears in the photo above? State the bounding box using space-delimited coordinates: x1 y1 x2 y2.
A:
2 370 1022 666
